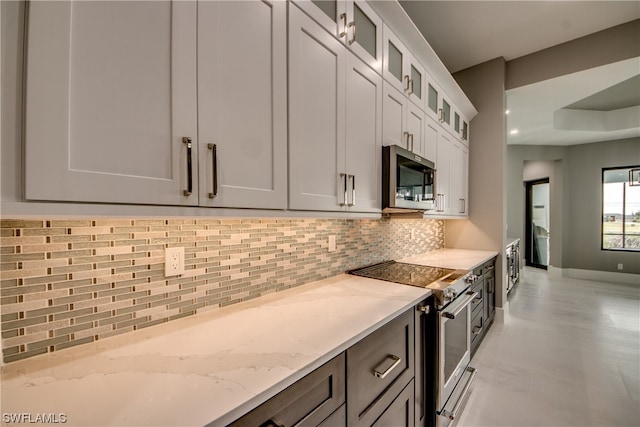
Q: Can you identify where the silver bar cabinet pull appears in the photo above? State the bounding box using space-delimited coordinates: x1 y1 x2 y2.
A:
208 143 217 199
348 174 356 206
373 354 401 379
183 137 193 196
340 173 348 206
348 21 356 45
339 13 348 37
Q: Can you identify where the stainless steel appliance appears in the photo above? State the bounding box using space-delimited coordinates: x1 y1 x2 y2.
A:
348 261 479 427
382 145 436 214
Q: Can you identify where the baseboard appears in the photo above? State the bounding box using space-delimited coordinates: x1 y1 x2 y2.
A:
494 302 509 324
548 266 639 285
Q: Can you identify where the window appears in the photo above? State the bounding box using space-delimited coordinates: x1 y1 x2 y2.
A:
602 166 640 251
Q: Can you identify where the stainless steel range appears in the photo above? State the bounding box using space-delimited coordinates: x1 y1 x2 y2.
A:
349 261 479 427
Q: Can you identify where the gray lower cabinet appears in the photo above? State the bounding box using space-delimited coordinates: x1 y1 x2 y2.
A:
230 307 417 426
346 309 415 426
372 380 415 427
470 257 497 357
229 354 346 427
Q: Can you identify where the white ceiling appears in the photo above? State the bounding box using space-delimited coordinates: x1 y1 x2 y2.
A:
399 1 640 146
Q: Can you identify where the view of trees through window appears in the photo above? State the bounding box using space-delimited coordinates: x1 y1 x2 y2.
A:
602 166 640 251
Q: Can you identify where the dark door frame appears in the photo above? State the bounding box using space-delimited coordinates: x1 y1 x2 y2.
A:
525 178 550 269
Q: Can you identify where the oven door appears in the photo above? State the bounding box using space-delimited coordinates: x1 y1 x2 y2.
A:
438 291 476 411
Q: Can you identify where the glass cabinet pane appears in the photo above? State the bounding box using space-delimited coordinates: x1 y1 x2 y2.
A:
428 84 438 113
462 121 468 140
354 4 377 59
388 41 403 82
454 112 460 132
312 0 336 22
411 64 421 99
443 99 451 124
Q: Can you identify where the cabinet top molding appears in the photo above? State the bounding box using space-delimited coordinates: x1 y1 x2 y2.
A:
369 0 478 119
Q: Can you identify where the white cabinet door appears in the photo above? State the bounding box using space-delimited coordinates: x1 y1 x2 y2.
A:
382 83 408 150
289 4 347 211
435 132 451 214
423 116 438 164
450 140 469 216
345 52 382 213
406 102 425 156
24 1 197 205
197 0 287 209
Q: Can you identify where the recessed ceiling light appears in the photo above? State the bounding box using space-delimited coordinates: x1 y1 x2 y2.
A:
510 129 519 135
505 109 510 115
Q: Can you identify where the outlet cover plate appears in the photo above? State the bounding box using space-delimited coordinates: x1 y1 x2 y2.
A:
165 247 185 276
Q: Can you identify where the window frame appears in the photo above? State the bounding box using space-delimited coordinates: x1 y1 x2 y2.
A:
601 165 640 252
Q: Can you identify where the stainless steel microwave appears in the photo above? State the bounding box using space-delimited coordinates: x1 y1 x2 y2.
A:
382 145 436 214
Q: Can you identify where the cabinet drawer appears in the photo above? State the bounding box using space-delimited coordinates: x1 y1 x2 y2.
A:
347 309 414 426
471 310 484 348
319 404 346 427
230 353 345 427
470 287 483 319
372 379 415 427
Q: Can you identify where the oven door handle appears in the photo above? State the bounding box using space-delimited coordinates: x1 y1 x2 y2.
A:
442 291 477 320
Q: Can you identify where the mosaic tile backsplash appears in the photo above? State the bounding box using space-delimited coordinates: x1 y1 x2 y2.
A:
0 218 444 363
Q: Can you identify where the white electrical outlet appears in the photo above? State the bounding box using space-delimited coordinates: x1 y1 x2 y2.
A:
617 263 624 271
165 247 185 276
328 235 336 252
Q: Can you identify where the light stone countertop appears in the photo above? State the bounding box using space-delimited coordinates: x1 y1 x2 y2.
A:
1 274 431 427
399 248 499 270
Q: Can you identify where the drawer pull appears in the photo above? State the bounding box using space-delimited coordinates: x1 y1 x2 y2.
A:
373 354 401 379
472 325 483 336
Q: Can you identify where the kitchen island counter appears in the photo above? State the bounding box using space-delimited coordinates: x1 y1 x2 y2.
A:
1 274 430 426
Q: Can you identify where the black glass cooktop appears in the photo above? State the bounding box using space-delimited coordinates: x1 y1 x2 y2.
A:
348 261 456 288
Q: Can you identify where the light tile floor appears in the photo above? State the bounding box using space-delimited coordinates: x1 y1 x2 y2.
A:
457 267 640 427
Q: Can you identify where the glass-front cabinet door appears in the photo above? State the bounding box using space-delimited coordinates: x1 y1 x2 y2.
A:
293 0 382 74
427 81 441 122
383 24 424 104
346 0 382 73
293 0 347 39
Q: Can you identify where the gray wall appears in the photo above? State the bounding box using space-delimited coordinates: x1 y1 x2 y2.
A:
506 19 640 89
507 139 640 275
447 58 507 308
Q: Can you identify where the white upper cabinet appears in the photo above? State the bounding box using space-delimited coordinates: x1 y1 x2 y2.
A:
435 132 451 215
382 82 425 157
382 83 409 150
197 1 287 209
345 52 383 212
382 24 425 106
450 140 469 216
292 0 382 74
289 4 347 211
424 116 438 165
289 4 381 213
24 1 198 205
